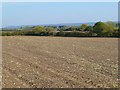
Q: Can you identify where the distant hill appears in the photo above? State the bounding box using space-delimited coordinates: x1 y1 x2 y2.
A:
2 21 117 30
2 22 96 29
43 22 95 26
2 25 28 29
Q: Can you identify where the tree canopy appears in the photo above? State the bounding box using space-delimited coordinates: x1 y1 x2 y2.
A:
2 21 118 37
84 26 93 31
93 22 112 36
80 24 88 31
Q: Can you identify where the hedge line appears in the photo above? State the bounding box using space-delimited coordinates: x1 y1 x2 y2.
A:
1 30 119 37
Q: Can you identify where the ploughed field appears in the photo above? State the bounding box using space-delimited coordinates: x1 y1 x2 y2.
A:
2 36 118 88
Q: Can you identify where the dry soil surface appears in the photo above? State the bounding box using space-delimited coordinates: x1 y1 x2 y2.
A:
2 36 118 88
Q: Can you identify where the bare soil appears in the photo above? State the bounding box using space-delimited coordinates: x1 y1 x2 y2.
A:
2 36 118 88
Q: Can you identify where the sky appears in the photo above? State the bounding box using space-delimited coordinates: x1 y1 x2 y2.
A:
1 0 120 2
2 2 118 27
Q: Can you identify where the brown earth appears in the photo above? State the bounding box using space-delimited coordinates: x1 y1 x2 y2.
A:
2 36 118 88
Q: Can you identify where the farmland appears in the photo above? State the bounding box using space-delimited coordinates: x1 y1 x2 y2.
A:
2 36 118 88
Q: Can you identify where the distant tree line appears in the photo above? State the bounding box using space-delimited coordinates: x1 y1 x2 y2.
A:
1 21 119 37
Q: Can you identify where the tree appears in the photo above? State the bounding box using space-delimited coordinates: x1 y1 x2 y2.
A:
106 21 117 35
84 26 93 32
80 24 88 31
33 26 46 32
69 26 77 31
32 26 46 35
106 21 116 30
45 26 57 36
93 22 112 36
